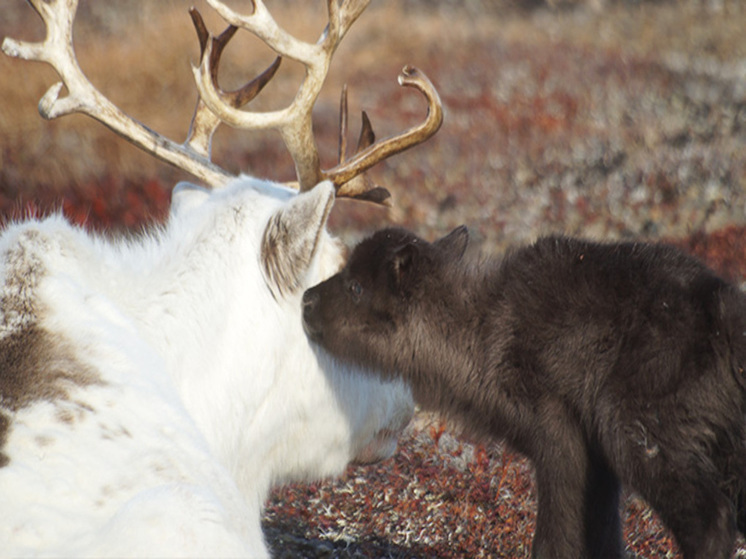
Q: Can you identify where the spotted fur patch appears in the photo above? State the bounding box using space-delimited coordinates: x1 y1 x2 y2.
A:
0 228 100 466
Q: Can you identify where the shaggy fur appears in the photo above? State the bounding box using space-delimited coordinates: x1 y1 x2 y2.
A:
0 179 413 557
303 226 746 559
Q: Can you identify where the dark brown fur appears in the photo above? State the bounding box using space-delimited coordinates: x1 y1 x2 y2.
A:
303 226 746 559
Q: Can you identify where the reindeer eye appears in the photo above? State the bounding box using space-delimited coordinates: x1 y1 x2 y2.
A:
349 280 363 300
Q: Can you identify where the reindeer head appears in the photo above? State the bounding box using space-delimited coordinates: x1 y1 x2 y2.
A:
2 0 443 492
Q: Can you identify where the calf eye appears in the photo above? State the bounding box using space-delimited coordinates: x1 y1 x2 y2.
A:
349 280 363 301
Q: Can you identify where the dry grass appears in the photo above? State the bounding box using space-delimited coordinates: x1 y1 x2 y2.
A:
3 0 746 557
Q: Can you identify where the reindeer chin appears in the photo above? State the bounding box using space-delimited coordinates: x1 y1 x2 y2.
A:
352 428 401 465
353 403 414 465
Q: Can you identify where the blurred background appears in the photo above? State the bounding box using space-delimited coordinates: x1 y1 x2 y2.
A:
3 1 746 266
2 1 746 556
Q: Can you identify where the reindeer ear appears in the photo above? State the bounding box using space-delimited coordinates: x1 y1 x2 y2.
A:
434 225 469 261
261 181 336 298
170 182 211 217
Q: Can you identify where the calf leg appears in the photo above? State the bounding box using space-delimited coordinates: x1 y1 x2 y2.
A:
530 404 595 559
665 486 733 559
736 489 746 540
635 467 735 559
532 462 588 559
584 453 624 559
717 454 746 539
716 438 746 539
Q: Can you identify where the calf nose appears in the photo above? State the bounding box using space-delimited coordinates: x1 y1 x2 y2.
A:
301 289 322 339
302 289 319 313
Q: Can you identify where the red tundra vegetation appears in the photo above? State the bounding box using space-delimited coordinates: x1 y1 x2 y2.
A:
2 0 745 557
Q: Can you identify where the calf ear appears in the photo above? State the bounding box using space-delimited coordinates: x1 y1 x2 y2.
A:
434 225 469 260
261 181 336 298
391 242 420 291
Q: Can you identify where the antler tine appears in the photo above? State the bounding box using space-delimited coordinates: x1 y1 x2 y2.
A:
191 8 282 109
334 84 391 206
2 0 232 187
331 66 443 198
339 84 350 165
324 0 371 51
195 0 376 192
205 0 318 65
185 7 281 158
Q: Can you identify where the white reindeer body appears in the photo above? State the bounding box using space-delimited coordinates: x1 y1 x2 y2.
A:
0 0 441 553
0 178 413 557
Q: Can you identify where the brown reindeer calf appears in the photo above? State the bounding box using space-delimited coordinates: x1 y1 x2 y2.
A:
303 226 746 559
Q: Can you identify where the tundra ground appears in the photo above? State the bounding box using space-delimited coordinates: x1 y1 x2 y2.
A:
2 0 746 556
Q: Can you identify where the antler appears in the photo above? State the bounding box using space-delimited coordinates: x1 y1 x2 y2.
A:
1 0 237 187
184 7 282 160
2 0 443 203
192 0 443 200
331 66 443 201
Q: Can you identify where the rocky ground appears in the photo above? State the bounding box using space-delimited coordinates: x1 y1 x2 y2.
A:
2 0 746 556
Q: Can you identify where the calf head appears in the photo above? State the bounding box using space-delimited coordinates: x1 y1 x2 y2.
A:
302 225 469 375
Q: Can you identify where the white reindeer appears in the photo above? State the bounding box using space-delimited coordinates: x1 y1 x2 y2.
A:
0 0 442 556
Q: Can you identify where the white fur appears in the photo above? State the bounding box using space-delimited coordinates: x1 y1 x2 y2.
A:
0 178 413 557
